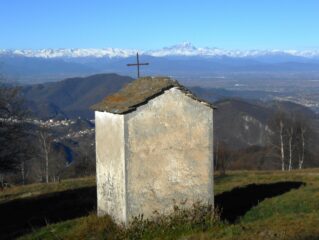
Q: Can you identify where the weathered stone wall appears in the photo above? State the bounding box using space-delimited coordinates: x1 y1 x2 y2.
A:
95 111 127 223
95 87 214 223
125 87 214 219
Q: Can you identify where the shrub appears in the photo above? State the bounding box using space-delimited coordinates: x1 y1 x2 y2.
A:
118 201 220 239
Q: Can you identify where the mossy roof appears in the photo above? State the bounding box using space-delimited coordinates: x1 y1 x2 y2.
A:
91 76 215 114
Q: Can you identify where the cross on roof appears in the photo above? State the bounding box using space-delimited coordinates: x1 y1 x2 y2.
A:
127 52 149 79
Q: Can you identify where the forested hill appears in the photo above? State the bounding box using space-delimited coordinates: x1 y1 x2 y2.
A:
22 73 318 124
21 73 319 152
22 73 134 119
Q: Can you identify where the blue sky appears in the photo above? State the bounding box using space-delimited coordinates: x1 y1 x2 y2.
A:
1 0 318 50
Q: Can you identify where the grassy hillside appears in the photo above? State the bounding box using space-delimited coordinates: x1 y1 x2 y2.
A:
3 170 316 240
0 178 96 240
0 177 95 204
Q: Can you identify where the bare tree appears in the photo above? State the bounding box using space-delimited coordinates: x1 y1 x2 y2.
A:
299 125 307 169
73 141 95 177
50 143 72 182
279 119 285 171
269 111 288 171
287 124 294 171
294 115 311 169
214 141 219 171
285 113 313 171
216 141 232 176
269 111 316 171
0 83 31 185
38 127 52 183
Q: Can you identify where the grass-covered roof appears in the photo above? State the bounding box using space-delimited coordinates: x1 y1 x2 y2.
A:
92 76 214 114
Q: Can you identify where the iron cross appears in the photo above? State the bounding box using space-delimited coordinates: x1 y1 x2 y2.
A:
127 52 149 78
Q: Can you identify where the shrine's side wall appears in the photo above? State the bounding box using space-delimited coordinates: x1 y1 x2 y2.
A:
95 111 127 223
125 87 214 220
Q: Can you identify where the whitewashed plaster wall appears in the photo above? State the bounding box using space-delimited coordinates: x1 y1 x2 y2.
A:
95 111 127 223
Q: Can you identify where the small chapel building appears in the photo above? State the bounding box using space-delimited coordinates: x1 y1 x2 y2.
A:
92 76 214 224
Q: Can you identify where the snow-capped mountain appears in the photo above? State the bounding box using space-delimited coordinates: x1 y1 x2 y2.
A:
0 48 137 59
1 42 319 84
146 42 319 58
1 42 319 59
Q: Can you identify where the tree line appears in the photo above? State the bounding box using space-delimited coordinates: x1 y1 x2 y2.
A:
270 112 313 171
214 110 317 174
1 78 318 185
0 83 95 188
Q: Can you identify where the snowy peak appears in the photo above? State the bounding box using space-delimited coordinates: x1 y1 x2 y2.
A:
165 42 198 52
1 43 319 59
147 43 319 58
0 48 137 59
146 42 202 56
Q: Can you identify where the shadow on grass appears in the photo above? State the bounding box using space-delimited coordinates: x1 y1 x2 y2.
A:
0 186 96 240
215 181 305 223
0 181 306 239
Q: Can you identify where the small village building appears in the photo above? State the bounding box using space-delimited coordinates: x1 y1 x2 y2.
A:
92 77 215 224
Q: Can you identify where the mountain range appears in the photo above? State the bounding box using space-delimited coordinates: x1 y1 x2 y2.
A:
2 43 319 84
2 42 319 59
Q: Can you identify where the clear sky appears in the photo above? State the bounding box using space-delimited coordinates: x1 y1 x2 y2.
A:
1 0 318 50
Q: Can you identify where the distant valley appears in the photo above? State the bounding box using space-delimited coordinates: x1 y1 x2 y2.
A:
2 51 319 171
21 73 319 151
2 72 319 183
2 43 319 114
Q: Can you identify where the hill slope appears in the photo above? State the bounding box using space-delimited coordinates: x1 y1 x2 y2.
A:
22 73 134 119
214 99 274 148
12 170 319 240
22 73 318 149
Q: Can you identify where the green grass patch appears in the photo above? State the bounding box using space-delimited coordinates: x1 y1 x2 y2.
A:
17 169 319 240
0 177 95 204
